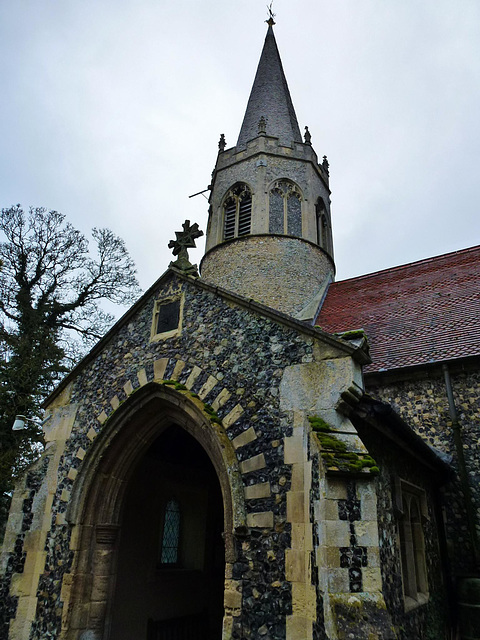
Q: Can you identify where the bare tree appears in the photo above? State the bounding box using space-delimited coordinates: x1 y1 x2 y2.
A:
0 205 141 531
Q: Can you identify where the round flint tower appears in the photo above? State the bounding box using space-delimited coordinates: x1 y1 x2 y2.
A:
200 22 335 319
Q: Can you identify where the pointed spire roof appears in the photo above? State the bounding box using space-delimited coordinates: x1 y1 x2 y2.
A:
236 25 302 148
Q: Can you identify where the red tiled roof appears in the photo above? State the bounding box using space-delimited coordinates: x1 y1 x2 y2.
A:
316 245 480 373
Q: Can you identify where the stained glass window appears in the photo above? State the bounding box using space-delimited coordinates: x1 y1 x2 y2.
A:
160 499 181 564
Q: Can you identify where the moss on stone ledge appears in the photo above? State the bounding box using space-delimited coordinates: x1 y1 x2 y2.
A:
308 414 379 475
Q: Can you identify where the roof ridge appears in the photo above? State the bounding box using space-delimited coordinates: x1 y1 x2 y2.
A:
332 244 480 286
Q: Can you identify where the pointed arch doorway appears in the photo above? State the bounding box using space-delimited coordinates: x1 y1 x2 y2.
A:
66 386 243 640
110 425 225 639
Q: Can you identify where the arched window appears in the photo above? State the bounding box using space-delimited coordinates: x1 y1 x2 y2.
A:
316 197 329 250
160 498 181 565
269 180 302 236
223 183 252 240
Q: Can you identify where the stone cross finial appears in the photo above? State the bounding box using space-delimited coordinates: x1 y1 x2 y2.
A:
218 133 226 152
304 126 312 145
168 220 204 276
258 116 267 135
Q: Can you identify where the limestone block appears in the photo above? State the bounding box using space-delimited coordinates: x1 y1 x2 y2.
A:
287 491 305 523
240 453 266 474
43 403 78 443
76 447 86 460
185 365 202 389
97 410 108 425
327 568 350 593
325 546 341 569
68 467 78 482
355 521 379 546
123 380 134 396
223 404 244 428
153 357 169 380
110 395 120 411
244 482 271 500
286 614 313 640
291 582 317 618
87 428 97 442
246 511 273 528
232 427 257 450
325 520 350 547
212 388 231 411
285 548 305 582
357 482 378 520
284 430 305 465
365 546 380 568
291 523 312 551
290 463 305 490
325 498 339 520
171 360 185 380
198 375 218 400
280 359 362 416
325 478 347 500
137 368 148 386
224 588 242 609
362 567 383 591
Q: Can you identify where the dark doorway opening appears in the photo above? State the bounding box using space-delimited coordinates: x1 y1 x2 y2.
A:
109 425 225 639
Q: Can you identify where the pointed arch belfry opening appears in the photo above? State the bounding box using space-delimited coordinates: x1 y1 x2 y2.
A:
63 383 246 640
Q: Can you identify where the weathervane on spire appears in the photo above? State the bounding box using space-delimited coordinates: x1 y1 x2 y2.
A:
266 2 276 26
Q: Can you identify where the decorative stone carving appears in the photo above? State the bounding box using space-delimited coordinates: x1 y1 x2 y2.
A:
168 220 204 276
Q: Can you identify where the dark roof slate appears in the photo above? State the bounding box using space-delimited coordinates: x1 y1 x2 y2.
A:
316 245 480 373
236 25 302 149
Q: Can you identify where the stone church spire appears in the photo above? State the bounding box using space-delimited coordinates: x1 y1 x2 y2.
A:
201 22 335 320
236 25 302 149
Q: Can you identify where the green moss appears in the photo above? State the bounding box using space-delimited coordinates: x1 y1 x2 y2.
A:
163 379 187 391
335 329 365 340
309 414 380 475
308 415 332 433
202 402 223 425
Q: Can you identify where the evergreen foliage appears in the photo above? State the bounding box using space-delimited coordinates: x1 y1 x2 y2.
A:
0 205 141 535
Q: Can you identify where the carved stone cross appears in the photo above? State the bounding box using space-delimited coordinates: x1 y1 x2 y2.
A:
168 220 204 276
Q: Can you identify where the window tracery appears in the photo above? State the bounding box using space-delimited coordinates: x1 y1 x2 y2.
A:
269 180 302 236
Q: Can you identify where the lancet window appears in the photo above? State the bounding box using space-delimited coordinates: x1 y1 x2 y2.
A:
398 486 428 608
316 197 330 252
159 498 181 565
223 183 252 240
269 180 302 236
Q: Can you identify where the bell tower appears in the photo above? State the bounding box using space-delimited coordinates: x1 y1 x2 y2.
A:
200 21 334 319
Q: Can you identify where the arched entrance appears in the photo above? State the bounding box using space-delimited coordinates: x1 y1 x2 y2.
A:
110 425 225 639
64 384 245 640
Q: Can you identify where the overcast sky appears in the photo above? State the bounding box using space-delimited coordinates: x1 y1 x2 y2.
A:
1 0 479 311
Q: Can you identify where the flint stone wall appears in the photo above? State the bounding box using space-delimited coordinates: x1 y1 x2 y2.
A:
367 366 480 576
1 271 345 640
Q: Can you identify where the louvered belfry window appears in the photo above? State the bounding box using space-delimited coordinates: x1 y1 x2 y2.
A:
160 499 181 565
223 183 252 240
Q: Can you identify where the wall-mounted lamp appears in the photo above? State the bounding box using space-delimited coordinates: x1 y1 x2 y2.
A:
12 415 41 431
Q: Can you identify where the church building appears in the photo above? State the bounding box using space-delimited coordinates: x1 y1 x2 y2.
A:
1 19 479 640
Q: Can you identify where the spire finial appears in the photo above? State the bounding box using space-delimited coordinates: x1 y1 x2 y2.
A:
266 2 276 26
